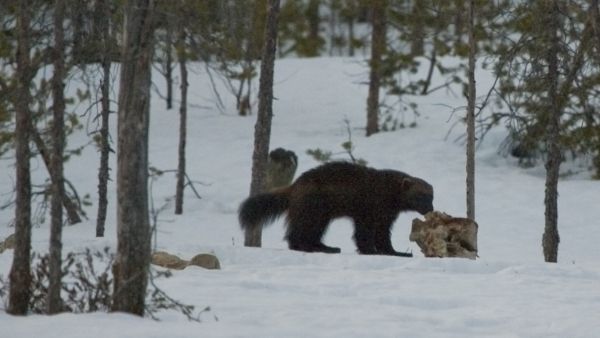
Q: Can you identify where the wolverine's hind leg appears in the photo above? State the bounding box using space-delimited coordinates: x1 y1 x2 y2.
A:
286 217 341 253
285 194 341 254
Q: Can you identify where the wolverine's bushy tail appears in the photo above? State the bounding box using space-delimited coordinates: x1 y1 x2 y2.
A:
239 188 290 231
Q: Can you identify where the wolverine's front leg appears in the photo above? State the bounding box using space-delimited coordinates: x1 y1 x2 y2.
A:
373 222 412 257
311 243 341 254
352 217 377 255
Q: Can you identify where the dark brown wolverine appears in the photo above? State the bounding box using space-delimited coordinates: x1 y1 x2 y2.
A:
239 162 434 256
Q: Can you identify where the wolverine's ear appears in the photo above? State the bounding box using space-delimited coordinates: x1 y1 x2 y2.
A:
400 177 414 189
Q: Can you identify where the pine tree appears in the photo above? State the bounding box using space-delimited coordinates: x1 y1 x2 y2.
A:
489 1 600 176
488 1 598 261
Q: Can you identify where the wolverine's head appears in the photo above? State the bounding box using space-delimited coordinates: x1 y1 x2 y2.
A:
401 176 434 215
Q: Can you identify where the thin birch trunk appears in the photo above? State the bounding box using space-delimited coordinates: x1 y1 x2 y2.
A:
245 0 281 247
466 0 476 221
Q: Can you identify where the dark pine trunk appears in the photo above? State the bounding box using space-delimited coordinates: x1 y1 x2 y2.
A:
542 0 561 263
48 0 67 314
96 0 112 237
348 18 355 57
306 0 321 56
8 0 33 316
366 0 386 137
165 23 173 110
111 0 155 316
175 26 188 215
465 0 476 221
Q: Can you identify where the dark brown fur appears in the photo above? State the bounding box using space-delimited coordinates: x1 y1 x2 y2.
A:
239 162 434 256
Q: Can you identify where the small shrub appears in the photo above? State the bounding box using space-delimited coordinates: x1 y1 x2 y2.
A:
0 248 210 321
307 120 367 166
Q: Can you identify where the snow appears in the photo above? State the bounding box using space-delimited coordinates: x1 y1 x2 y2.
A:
1 57 599 337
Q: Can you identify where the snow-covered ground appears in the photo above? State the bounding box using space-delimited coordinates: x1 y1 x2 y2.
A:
1 57 599 337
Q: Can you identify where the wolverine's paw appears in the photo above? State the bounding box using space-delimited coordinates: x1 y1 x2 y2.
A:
391 251 413 257
374 248 413 257
314 243 341 254
289 242 341 254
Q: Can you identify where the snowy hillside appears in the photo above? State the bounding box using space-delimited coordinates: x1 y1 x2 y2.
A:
1 57 599 337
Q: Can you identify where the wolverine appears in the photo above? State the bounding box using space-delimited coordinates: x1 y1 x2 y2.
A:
239 162 434 256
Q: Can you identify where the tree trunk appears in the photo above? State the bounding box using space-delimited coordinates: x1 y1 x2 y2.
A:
245 76 252 116
47 0 66 314
96 0 112 238
111 0 155 316
542 0 561 263
236 77 246 115
72 3 86 64
465 0 476 221
306 0 321 56
365 0 386 137
409 1 425 56
165 23 173 110
348 18 355 57
454 0 465 47
420 47 437 95
591 0 600 50
8 0 33 316
245 0 281 247
328 1 337 56
174 26 188 215
590 1 600 179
